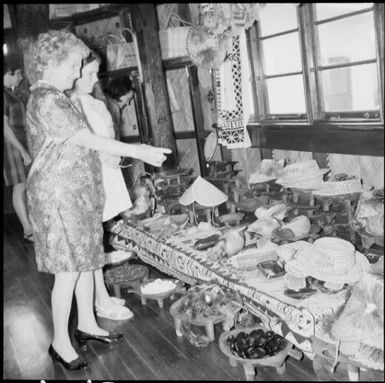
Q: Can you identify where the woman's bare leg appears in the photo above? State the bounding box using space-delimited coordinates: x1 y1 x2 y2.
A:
12 182 33 236
94 268 118 309
75 271 108 336
51 272 79 362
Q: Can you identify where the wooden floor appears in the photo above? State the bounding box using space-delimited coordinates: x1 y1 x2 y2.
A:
3 212 383 381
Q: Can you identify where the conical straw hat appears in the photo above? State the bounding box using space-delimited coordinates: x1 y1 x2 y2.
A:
179 176 228 207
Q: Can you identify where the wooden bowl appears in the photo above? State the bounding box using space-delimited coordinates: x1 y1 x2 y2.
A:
218 325 292 367
139 279 177 298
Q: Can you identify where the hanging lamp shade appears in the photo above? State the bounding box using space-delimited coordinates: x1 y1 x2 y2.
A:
178 176 228 207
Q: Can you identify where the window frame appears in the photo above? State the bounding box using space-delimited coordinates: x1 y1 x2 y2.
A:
255 14 308 122
310 4 381 122
246 3 384 156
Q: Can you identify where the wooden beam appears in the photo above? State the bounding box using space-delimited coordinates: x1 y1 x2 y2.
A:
129 3 178 169
187 65 207 176
247 124 384 156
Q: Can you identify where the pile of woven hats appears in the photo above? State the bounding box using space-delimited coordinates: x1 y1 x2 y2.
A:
312 173 364 197
284 237 369 291
275 160 330 190
248 159 285 184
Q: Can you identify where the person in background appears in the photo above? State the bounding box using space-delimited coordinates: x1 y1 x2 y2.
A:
68 51 134 321
103 76 136 140
3 57 34 242
26 30 170 371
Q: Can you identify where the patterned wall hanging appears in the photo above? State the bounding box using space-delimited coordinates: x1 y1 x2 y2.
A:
214 34 251 149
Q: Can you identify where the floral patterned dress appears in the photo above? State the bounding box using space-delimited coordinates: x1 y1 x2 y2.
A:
26 81 105 274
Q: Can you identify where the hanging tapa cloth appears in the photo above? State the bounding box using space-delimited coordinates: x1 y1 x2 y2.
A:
214 33 251 149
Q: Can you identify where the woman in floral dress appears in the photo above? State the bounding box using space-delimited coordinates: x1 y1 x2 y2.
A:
26 30 170 370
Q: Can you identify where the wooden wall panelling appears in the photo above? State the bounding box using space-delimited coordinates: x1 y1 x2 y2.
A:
247 124 384 156
177 3 192 23
261 149 273 160
12 4 50 40
312 152 328 169
129 3 178 169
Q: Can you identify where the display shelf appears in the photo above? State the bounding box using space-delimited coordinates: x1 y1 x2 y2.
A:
98 66 139 79
49 4 125 26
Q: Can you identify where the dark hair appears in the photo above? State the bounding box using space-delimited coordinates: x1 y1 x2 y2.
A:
82 50 101 67
105 76 135 101
4 55 23 75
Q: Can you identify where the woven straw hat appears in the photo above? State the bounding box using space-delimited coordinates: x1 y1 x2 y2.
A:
313 177 363 196
285 237 369 285
276 160 329 189
248 159 284 184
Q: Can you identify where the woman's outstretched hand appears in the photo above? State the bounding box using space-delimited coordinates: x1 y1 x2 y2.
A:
140 144 172 167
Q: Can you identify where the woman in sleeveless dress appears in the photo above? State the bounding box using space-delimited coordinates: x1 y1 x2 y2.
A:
69 52 134 320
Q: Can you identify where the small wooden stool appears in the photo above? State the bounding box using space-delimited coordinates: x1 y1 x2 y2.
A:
104 263 149 298
310 336 378 382
187 203 220 225
169 299 226 342
127 279 186 308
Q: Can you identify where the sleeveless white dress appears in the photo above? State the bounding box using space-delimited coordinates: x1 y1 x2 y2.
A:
79 94 132 222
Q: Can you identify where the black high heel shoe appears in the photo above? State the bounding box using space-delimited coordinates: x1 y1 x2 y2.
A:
74 329 124 351
48 345 89 370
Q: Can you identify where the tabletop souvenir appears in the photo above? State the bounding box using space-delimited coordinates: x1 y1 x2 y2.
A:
276 160 330 190
273 215 311 241
312 174 363 197
219 325 302 381
284 237 370 287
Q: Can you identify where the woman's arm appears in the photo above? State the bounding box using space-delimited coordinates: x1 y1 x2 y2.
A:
69 128 171 168
3 115 32 165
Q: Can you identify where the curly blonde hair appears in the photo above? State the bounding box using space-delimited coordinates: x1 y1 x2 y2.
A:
28 29 90 84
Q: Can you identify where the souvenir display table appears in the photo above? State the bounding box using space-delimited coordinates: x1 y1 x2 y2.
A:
108 166 383 381
109 221 348 357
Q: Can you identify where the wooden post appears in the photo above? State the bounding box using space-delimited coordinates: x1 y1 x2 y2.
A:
187 65 208 176
128 4 178 169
